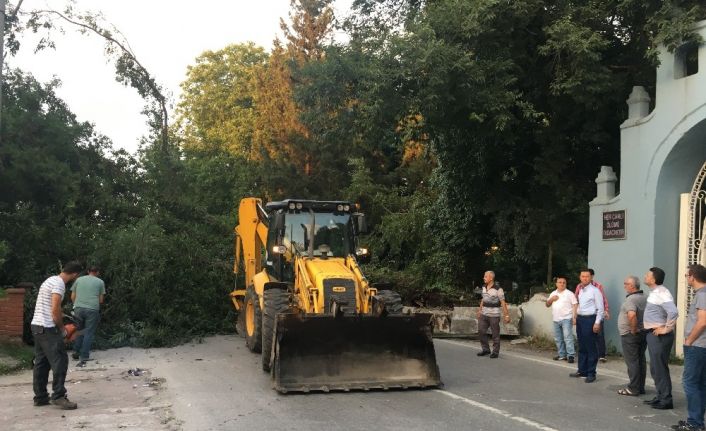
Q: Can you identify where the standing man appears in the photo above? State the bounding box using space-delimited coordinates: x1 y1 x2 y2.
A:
477 271 511 358
31 261 82 410
617 275 647 397
546 275 578 363
643 266 678 410
575 268 610 362
570 269 604 383
672 264 706 431
71 265 106 367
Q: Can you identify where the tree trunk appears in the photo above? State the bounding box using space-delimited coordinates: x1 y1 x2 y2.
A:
546 240 553 288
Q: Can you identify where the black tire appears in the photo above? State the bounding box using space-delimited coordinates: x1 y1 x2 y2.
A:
262 288 290 372
376 290 403 315
245 285 262 353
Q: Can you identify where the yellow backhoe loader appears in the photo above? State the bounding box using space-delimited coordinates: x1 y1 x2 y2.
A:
230 197 441 393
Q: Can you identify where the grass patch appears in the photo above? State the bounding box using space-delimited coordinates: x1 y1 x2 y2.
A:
0 340 34 375
525 333 557 351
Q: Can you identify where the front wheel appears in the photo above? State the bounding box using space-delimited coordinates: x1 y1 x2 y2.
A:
262 288 291 372
375 290 403 315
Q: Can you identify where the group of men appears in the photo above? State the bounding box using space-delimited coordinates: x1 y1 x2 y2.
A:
30 262 106 410
541 266 706 431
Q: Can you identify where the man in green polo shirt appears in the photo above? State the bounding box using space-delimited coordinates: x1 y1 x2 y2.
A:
71 266 106 367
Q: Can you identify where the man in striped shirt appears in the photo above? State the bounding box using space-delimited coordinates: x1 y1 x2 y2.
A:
31 261 82 410
643 266 678 410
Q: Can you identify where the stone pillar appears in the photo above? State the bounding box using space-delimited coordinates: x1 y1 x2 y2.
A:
626 86 651 120
594 166 618 203
0 285 27 338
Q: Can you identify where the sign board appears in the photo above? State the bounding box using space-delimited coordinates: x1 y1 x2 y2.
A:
602 210 626 240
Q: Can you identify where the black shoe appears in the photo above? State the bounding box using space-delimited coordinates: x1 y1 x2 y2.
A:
584 375 596 383
72 352 79 360
553 356 566 361
599 357 607 363
567 356 575 363
33 398 50 407
570 372 585 378
489 353 499 358
652 402 674 410
477 351 491 357
643 397 659 405
50 396 78 410
673 425 705 431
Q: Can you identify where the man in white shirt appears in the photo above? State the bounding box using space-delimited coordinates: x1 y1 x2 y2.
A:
570 269 605 383
546 276 578 363
31 261 82 410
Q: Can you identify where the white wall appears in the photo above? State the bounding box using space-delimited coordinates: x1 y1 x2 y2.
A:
588 20 706 353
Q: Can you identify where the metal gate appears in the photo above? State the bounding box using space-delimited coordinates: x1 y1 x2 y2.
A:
688 161 706 308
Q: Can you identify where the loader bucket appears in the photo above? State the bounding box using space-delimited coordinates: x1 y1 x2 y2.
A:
271 313 442 393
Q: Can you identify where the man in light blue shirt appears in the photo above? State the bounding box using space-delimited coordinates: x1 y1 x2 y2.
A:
570 269 605 383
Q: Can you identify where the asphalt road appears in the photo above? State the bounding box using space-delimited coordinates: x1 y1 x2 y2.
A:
147 335 686 431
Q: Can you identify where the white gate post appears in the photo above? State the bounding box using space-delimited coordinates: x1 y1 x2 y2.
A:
676 193 690 358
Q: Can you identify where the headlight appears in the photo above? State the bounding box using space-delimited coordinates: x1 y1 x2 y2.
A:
272 245 286 254
288 202 296 210
295 202 303 210
343 204 350 211
356 247 369 256
337 204 344 211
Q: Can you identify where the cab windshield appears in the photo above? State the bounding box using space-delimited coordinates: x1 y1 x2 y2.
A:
283 212 354 257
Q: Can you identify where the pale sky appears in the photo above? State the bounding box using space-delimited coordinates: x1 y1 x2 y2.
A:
7 0 352 153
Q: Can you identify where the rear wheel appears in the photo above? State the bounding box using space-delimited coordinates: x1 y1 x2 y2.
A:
245 285 262 353
375 290 403 315
262 288 290 372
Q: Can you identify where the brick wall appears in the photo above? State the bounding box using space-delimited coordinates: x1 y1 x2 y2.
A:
0 288 26 337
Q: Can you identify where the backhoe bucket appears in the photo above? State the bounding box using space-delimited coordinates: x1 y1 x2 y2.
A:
271 313 442 393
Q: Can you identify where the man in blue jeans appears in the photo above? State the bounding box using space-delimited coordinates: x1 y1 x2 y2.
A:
71 266 106 367
672 264 706 431
546 276 577 363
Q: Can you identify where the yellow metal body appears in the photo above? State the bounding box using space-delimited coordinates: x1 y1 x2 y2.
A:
230 197 442 393
231 198 377 316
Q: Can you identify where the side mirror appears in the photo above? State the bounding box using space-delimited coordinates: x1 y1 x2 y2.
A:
353 213 368 234
356 247 371 264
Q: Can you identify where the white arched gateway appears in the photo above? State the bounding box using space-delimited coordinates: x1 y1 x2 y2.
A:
588 20 706 356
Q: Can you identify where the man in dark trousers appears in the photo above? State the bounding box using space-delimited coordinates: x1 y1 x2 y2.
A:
617 275 647 397
476 270 511 358
575 268 610 362
643 266 678 410
31 261 82 410
570 269 605 383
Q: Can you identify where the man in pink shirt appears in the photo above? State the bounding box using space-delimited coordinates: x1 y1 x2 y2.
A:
575 268 610 362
